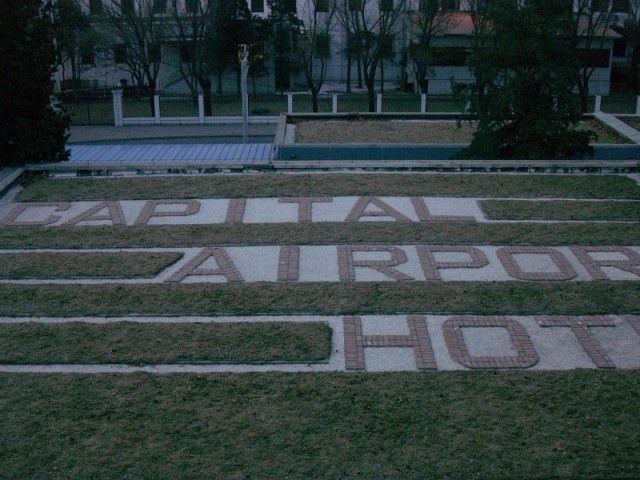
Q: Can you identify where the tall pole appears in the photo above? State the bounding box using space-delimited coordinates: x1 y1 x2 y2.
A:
239 44 250 144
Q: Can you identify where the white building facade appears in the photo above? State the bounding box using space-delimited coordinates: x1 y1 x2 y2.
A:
57 0 622 96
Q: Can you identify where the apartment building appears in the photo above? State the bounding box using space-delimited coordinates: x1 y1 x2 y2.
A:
57 0 623 95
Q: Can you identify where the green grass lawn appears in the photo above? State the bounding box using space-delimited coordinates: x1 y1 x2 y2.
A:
17 174 640 202
0 322 331 365
0 252 182 279
1 222 638 249
0 371 638 479
0 282 637 317
481 200 640 221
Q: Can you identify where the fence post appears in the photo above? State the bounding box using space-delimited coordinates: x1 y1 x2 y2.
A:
421 93 427 113
595 95 602 113
332 93 338 113
198 94 204 124
287 92 293 114
636 96 640 116
112 89 123 127
154 94 161 124
376 93 382 113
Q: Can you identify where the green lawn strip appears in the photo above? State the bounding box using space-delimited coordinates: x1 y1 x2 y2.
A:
0 282 637 317
1 222 639 249
0 252 182 279
481 200 640 221
0 322 331 365
16 173 640 201
0 371 638 478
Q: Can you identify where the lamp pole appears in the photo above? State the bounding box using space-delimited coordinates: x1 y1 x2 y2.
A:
238 44 250 144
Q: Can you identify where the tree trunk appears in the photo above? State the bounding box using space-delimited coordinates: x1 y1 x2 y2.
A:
202 78 213 116
380 61 385 93
346 53 352 93
357 55 363 88
366 79 375 112
148 80 156 116
312 90 319 113
216 71 223 96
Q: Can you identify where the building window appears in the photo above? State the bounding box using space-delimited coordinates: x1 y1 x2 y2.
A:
251 0 264 12
439 0 459 11
612 0 629 12
381 36 394 58
577 49 610 68
316 0 329 12
81 46 95 65
120 0 134 14
186 0 199 13
89 0 102 15
180 44 194 63
431 47 470 66
380 0 393 12
114 44 127 63
149 44 162 63
153 0 167 14
316 33 331 57
613 39 627 57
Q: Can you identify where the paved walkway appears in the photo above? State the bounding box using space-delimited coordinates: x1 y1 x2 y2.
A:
69 124 276 143
0 314 638 372
65 143 273 165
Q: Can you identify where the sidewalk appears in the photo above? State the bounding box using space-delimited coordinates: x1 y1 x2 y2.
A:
69 124 276 144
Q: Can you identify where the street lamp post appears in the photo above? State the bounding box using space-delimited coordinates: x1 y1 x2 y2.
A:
238 44 250 144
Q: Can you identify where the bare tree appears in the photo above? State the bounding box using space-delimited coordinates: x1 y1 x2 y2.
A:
571 0 615 112
297 0 337 112
336 0 407 111
169 0 217 114
407 0 457 96
53 0 93 91
99 0 170 114
614 0 640 93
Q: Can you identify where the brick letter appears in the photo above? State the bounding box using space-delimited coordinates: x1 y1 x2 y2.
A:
497 246 577 281
537 316 616 368
417 245 489 281
135 200 200 225
166 247 243 283
278 246 300 281
345 197 412 222
225 199 246 224
337 245 413 282
62 201 126 226
278 197 332 224
571 246 640 280
1 202 71 226
343 316 436 370
442 316 538 369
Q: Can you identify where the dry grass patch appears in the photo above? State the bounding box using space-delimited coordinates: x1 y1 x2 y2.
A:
0 282 637 317
481 200 640 221
16 173 640 201
0 252 182 279
1 222 638 249
294 119 630 144
0 322 331 364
